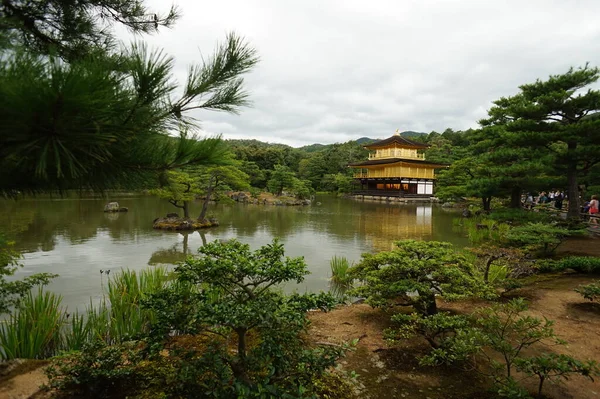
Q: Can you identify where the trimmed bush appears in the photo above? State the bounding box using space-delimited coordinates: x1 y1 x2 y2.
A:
558 256 600 273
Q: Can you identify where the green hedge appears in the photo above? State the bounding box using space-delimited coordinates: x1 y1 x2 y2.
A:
536 256 600 273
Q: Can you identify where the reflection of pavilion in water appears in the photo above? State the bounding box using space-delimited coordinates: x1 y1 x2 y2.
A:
356 205 433 252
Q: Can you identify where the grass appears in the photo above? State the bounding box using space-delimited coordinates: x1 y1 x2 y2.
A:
329 256 353 297
0 288 64 360
0 267 171 359
455 217 511 245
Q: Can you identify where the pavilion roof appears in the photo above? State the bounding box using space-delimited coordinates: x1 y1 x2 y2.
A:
348 158 448 168
363 135 429 149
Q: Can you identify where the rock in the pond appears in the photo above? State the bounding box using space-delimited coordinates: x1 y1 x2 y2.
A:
103 202 128 212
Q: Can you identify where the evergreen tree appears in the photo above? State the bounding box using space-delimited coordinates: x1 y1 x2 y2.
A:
0 0 178 58
481 65 600 218
0 1 259 196
267 164 296 196
196 165 250 221
0 37 258 195
150 171 201 218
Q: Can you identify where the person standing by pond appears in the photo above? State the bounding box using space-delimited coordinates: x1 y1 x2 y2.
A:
554 191 564 210
589 195 599 226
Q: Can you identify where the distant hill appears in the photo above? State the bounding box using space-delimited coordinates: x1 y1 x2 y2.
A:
354 131 427 145
298 143 327 153
228 131 428 153
400 131 427 138
355 137 376 145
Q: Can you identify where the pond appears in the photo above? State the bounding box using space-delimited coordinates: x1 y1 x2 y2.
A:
0 195 468 310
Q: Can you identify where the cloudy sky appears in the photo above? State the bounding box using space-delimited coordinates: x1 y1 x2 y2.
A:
139 0 600 147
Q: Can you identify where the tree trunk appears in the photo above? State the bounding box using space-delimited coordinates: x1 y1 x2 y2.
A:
183 201 189 218
182 233 189 255
236 328 247 362
416 291 437 316
566 143 580 219
198 184 214 222
484 255 499 283
510 187 522 209
482 196 492 212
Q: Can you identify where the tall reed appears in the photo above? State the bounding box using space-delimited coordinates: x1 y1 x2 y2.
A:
0 266 171 359
0 288 64 360
101 267 168 343
329 256 353 297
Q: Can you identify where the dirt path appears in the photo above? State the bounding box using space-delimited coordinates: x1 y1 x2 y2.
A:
309 274 600 399
0 361 48 399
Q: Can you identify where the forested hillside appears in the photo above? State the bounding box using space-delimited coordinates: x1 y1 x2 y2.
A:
224 131 430 194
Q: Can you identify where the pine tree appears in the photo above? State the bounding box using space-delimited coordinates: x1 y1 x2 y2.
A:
481 65 600 219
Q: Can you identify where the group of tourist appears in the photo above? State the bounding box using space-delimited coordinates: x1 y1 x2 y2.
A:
523 190 600 225
524 190 566 209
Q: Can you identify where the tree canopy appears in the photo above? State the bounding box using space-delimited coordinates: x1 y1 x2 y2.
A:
0 1 259 197
480 65 600 218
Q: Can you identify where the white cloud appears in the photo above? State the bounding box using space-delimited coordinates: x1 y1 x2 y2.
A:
138 0 600 146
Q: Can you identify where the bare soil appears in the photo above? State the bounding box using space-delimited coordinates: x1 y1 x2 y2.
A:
309 273 600 399
0 361 48 399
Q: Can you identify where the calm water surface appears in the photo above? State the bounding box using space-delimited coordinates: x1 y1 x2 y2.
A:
1 195 468 310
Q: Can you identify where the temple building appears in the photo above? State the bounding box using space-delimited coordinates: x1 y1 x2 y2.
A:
348 132 447 199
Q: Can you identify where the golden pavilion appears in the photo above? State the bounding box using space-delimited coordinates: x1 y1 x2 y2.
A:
348 132 447 198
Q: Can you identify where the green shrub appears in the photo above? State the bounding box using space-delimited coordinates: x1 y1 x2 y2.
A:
487 208 553 224
575 281 600 302
414 298 600 398
47 239 347 398
0 288 64 359
44 341 163 399
534 259 563 273
0 234 56 315
515 354 599 398
387 312 473 366
330 256 353 297
458 218 511 245
349 240 486 315
558 256 600 273
505 223 576 256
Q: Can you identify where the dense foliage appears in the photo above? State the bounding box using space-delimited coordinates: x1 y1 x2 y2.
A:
46 239 347 398
349 240 484 315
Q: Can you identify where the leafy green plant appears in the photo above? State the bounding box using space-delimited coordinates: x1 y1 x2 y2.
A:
575 281 600 302
456 217 511 245
47 239 347 398
515 353 600 398
387 312 473 366
0 288 64 359
349 240 485 315
487 208 554 225
468 245 528 283
473 299 563 384
44 340 162 398
416 298 598 397
329 256 353 297
505 223 579 256
0 234 56 315
559 256 600 273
